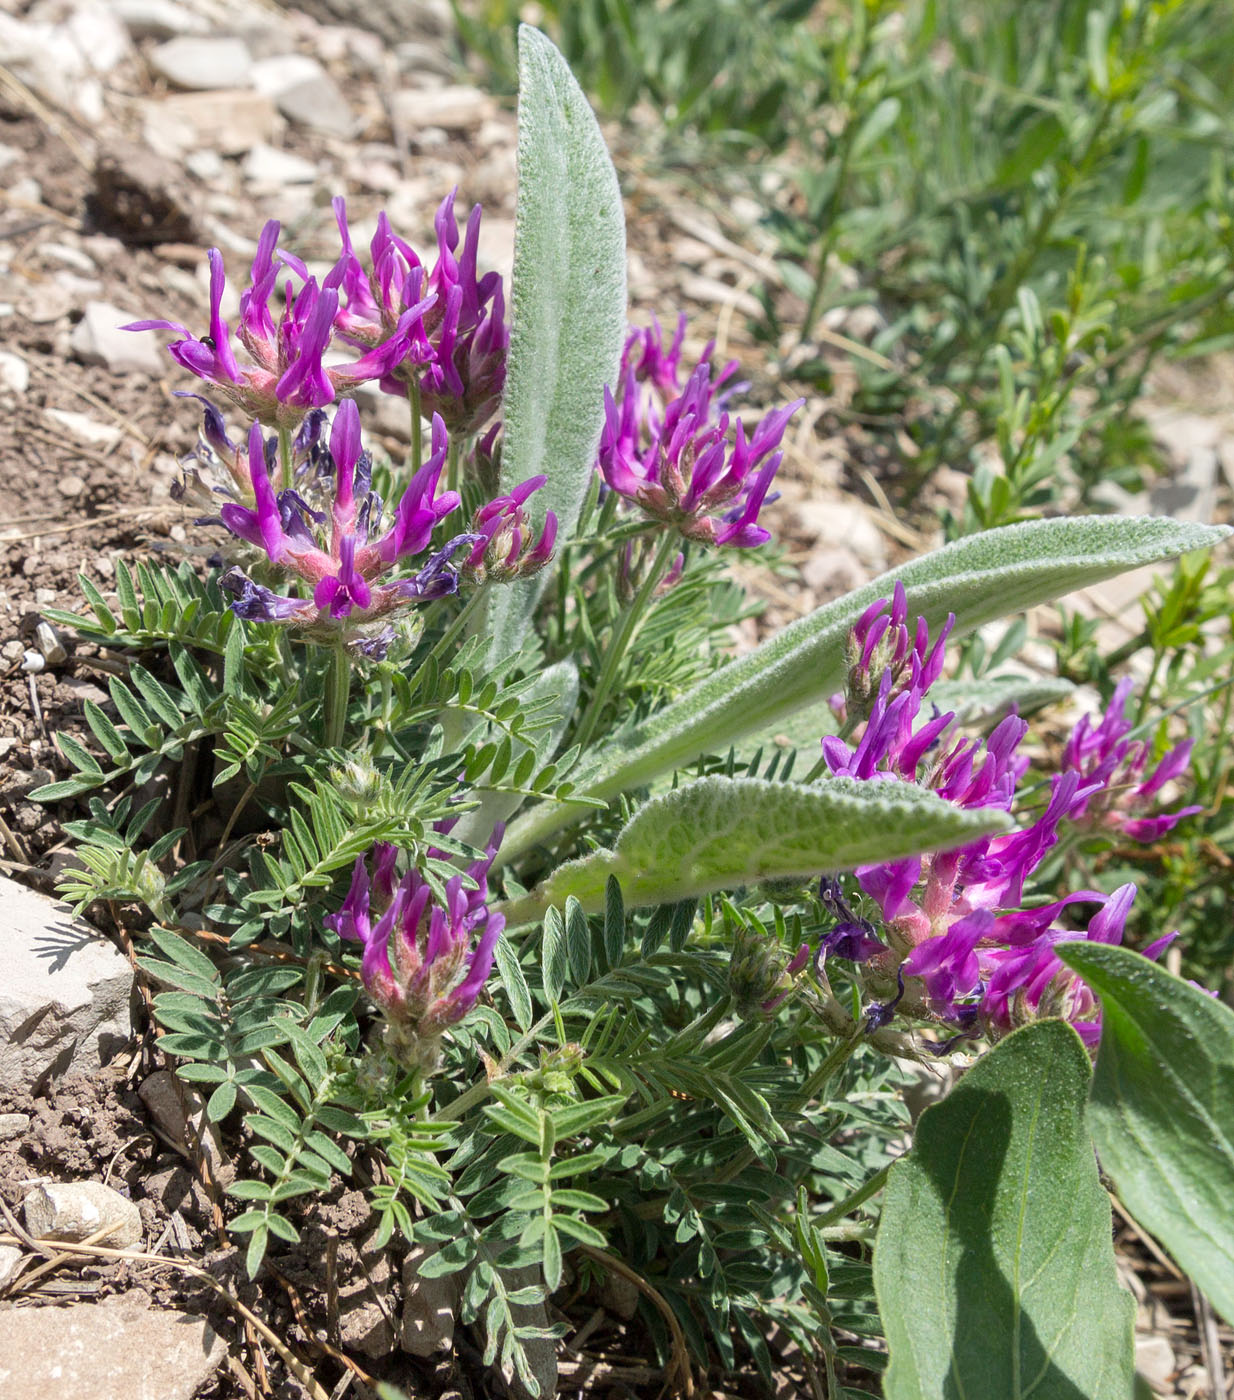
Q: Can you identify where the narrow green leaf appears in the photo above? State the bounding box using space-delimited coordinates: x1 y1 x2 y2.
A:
513 776 1008 917
486 25 627 658
875 1020 1134 1400
1057 941 1234 1324
603 875 625 966
542 906 567 1002
129 663 186 729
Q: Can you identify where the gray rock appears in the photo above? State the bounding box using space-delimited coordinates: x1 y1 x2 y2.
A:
0 1301 223 1400
138 1069 224 1169
249 52 326 98
276 73 353 136
1135 1334 1176 1390
338 1228 397 1358
0 350 29 394
113 0 209 40
242 143 318 187
24 1180 143 1248
71 301 163 376
391 84 495 132
401 1242 460 1357
0 875 133 1096
149 36 252 92
44 408 123 448
0 1112 30 1141
0 1245 21 1289
147 90 279 157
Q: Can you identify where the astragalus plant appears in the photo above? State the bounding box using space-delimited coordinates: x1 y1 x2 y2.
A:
39 26 1234 1400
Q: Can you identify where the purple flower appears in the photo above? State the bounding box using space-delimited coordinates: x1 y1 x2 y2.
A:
462 474 558 583
814 594 1193 1047
598 325 803 549
125 223 427 428
325 828 506 1063
332 193 508 435
213 400 473 639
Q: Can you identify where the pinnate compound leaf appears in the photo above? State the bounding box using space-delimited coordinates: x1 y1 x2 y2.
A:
874 1020 1135 1400
487 25 626 659
1057 941 1234 1324
511 776 1009 917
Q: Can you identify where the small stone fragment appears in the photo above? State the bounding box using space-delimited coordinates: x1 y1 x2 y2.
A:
138 1068 224 1168
44 409 123 448
275 74 353 136
149 36 252 91
0 1112 30 1141
0 1301 223 1400
391 85 495 132
1135 1334 1176 1390
249 53 327 98
113 0 208 40
242 143 318 186
0 351 28 394
148 90 279 157
59 473 86 498
71 301 163 376
24 1180 143 1248
0 1245 22 1289
34 622 66 666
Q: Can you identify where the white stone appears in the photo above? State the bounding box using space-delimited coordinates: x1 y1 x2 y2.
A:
276 73 353 136
184 148 223 181
249 52 325 98
242 143 318 186
0 1111 29 1140
71 300 163 376
146 90 279 157
60 0 131 76
0 1302 223 1400
391 84 495 132
149 35 252 91
0 875 133 1096
34 622 66 665
0 350 29 394
1135 1334 1176 1389
0 1245 21 1289
44 408 123 448
24 1180 142 1248
113 0 208 40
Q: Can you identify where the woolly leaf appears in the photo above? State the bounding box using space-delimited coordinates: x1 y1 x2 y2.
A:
504 775 1008 917
875 1020 1135 1400
487 26 627 658
1057 941 1234 1324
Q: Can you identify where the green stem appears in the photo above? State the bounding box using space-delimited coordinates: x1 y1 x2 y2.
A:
277 426 293 491
572 531 680 752
324 643 351 750
446 436 461 497
408 378 422 473
815 1160 892 1229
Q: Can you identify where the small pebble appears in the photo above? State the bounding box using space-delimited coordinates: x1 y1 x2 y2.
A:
0 1112 30 1141
34 622 67 665
59 474 85 498
24 1180 143 1249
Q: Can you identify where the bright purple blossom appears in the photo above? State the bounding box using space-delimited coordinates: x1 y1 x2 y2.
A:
462 474 557 583
332 192 508 434
816 593 1194 1044
326 829 506 1064
125 222 429 428
598 323 803 549
214 401 477 644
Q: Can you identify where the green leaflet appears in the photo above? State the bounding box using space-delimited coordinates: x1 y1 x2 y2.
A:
1057 941 1234 1324
500 515 1225 863
875 1020 1135 1400
487 25 628 660
499 774 1009 919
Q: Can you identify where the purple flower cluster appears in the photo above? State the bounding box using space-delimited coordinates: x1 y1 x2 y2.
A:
817 587 1195 1046
126 192 506 436
598 315 804 549
326 828 505 1065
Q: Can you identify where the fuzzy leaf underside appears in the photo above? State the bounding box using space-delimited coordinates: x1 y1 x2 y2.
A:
875 1019 1135 1400
1058 941 1234 1325
487 24 628 660
514 774 1009 916
587 516 1226 799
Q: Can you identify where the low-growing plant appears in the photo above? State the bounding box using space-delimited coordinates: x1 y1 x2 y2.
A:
38 28 1234 1399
